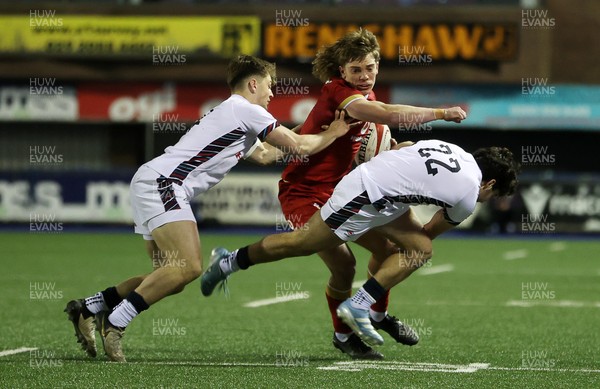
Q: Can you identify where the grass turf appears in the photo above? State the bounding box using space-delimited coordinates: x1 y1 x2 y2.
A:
0 232 599 388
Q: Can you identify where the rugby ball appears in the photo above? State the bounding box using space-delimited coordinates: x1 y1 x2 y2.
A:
355 123 392 164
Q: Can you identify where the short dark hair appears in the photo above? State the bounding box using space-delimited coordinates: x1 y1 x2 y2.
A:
473 147 521 196
226 55 276 91
312 28 381 83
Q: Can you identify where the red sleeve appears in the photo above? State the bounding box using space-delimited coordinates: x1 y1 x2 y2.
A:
329 78 366 109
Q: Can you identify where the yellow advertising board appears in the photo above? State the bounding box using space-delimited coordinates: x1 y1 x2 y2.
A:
0 14 261 57
264 22 518 62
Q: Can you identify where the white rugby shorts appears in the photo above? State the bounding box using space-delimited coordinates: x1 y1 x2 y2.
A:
320 169 410 241
130 165 196 240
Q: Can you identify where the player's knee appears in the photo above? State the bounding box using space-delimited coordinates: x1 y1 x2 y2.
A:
339 263 356 281
410 237 432 258
374 241 398 262
418 244 433 261
182 258 202 283
328 258 355 281
418 243 433 262
401 241 432 269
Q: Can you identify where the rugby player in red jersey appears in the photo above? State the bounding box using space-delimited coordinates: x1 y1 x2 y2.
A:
279 29 466 359
205 29 467 359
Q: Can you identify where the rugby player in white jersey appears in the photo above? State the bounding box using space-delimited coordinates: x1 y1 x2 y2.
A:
64 55 352 362
202 140 519 346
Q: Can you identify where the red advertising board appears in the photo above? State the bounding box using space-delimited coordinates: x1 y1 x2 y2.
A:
77 82 390 124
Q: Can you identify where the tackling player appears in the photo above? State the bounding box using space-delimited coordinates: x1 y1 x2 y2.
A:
265 28 466 358
202 141 520 347
63 55 352 362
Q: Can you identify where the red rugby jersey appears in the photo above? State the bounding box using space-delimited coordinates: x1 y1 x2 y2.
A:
282 77 375 187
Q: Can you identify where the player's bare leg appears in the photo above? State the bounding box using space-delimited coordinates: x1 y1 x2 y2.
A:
201 213 384 357
253 213 344 260
201 212 343 295
135 221 202 303
356 232 396 314
319 245 355 338
110 240 188 302
352 231 419 345
371 209 433 288
317 245 383 359
97 221 202 362
337 209 432 346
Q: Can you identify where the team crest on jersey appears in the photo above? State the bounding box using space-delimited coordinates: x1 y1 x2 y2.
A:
235 151 243 160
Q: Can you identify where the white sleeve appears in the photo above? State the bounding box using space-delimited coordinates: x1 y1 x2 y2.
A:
444 190 478 225
235 102 278 141
244 139 262 159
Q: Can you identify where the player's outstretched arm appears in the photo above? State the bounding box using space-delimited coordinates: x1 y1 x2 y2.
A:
244 141 284 166
345 99 467 126
264 110 350 156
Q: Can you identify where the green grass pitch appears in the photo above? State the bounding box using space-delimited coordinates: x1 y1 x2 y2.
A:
1 232 599 388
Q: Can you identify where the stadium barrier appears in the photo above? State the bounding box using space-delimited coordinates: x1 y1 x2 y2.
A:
1 170 599 233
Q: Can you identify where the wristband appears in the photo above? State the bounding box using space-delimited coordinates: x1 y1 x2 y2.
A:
434 109 445 120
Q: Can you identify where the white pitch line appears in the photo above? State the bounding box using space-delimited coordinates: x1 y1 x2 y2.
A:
318 361 489 373
0 347 38 357
317 360 600 374
487 366 600 373
132 361 281 367
38 359 600 374
419 264 454 276
506 300 600 308
244 293 310 308
548 242 567 252
503 249 528 260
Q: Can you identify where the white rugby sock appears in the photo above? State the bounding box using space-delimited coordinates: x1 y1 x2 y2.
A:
108 300 139 328
369 309 387 322
350 288 376 310
219 250 240 275
84 292 107 314
335 332 351 342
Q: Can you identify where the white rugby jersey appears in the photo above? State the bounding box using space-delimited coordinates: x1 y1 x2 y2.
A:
145 94 277 199
358 139 482 224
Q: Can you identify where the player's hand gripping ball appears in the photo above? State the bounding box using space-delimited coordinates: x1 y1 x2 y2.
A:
355 123 392 164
